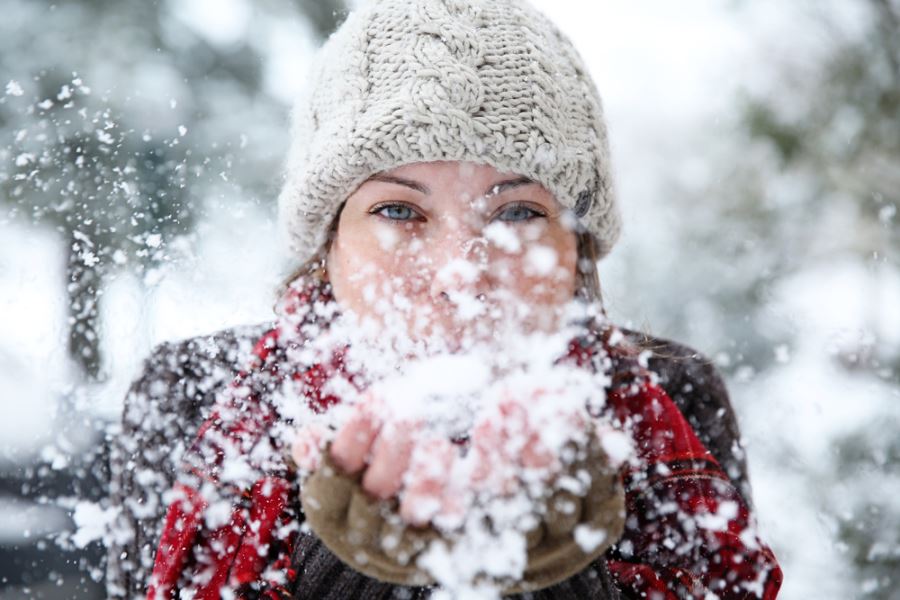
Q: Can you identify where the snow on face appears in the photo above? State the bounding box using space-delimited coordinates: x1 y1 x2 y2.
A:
374 223 399 250
525 244 558 276
483 221 522 253
326 160 580 351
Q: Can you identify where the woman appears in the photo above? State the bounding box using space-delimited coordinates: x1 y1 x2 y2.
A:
105 0 783 598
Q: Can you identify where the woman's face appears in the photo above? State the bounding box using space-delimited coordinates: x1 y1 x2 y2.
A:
327 161 579 349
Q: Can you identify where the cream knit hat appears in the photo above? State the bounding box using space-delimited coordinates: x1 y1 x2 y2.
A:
277 0 621 267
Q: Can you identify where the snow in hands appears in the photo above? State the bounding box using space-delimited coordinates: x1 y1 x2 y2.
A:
283 294 629 598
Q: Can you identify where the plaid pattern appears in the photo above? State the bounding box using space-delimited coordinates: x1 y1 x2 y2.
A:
604 381 782 598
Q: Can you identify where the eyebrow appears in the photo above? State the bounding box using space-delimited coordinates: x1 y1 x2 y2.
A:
365 174 535 196
367 174 430 194
485 177 535 196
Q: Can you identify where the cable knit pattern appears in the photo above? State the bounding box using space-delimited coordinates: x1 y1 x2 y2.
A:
277 0 621 268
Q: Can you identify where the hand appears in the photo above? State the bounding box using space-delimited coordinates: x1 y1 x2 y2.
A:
293 387 628 593
292 386 593 529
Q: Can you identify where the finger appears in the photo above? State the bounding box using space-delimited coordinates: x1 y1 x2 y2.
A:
361 421 417 500
433 452 469 530
330 403 382 475
400 436 454 526
291 423 330 472
468 417 518 496
468 418 501 488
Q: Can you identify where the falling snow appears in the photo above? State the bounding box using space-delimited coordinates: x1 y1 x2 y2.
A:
5 79 24 96
1 1 897 599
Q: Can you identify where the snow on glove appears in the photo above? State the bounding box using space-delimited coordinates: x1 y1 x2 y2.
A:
297 420 626 594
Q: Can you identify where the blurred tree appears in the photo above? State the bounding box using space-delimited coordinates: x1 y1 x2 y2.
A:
0 1 347 597
0 0 347 382
672 0 899 596
297 0 352 38
2 78 195 381
834 417 900 599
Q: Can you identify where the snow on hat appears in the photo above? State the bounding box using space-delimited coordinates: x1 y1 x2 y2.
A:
277 0 621 267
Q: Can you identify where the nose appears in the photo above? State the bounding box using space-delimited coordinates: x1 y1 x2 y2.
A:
429 234 493 308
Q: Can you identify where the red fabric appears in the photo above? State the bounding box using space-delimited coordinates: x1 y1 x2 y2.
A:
147 280 343 599
147 483 206 599
603 381 783 599
146 278 783 599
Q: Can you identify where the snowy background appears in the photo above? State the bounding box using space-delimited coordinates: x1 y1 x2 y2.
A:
1 0 898 598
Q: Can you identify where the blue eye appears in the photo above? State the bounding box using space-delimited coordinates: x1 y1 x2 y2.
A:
372 203 419 221
496 204 544 223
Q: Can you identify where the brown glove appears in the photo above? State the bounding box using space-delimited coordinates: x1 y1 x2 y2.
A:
299 428 625 594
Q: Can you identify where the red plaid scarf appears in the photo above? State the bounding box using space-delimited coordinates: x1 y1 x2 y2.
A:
146 276 782 599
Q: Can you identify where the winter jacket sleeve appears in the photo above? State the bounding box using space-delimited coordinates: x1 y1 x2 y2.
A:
602 373 782 599
104 323 267 599
639 333 754 507
618 330 751 505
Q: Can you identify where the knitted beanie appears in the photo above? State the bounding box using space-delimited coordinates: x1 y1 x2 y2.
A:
277 0 621 267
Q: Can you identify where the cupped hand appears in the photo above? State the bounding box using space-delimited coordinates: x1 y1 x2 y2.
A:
292 386 590 529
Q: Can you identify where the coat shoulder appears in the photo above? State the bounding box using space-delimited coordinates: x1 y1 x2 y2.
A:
121 321 274 434
618 326 753 506
105 320 274 599
142 320 274 379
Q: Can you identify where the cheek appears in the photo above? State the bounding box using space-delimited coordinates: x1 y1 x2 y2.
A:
329 235 381 310
393 237 434 289
329 229 433 309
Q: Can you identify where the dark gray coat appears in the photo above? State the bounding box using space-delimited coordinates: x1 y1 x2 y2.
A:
104 322 751 599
